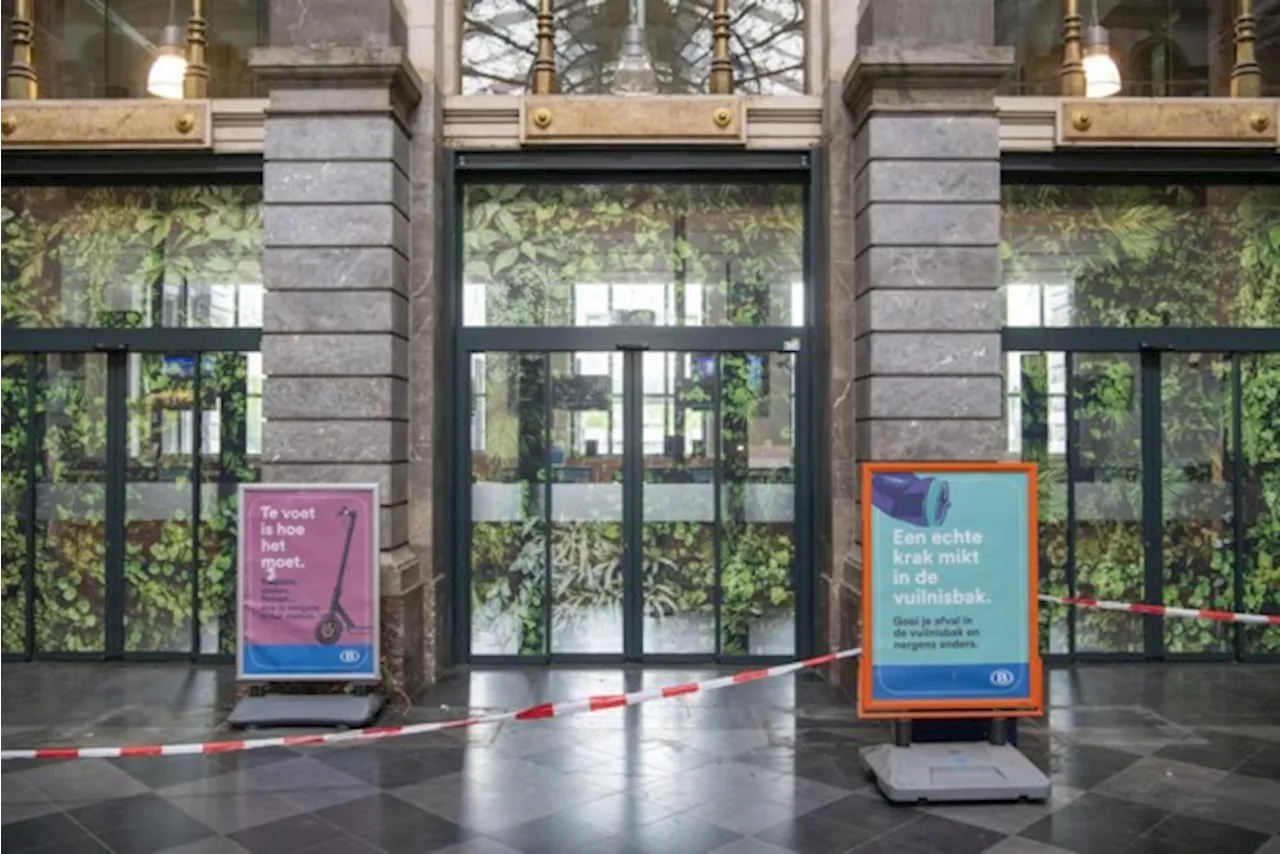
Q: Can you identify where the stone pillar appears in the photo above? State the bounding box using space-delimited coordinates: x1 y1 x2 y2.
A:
251 0 433 694
839 0 1013 690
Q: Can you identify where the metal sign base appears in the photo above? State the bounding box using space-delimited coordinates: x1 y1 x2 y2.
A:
228 694 384 729
860 741 1051 804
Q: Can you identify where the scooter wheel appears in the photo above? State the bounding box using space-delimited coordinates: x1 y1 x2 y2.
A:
315 615 343 646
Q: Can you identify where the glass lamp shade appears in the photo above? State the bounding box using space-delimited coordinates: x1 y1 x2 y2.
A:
611 23 658 95
148 25 187 99
1083 25 1121 98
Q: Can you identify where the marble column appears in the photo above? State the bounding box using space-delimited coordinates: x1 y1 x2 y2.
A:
251 0 434 693
837 0 1013 691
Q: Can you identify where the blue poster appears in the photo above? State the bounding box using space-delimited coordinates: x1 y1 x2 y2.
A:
865 467 1035 709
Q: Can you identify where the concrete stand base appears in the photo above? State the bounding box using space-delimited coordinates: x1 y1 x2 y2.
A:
860 742 1051 804
228 694 384 729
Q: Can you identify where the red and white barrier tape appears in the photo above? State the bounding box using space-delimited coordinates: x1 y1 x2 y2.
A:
0 648 861 761
1038 594 1280 626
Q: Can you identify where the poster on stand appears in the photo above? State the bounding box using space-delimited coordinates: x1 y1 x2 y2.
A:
859 463 1041 719
237 484 380 682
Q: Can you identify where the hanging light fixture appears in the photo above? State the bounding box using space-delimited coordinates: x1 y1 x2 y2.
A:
611 0 658 95
1082 0 1121 98
147 0 188 99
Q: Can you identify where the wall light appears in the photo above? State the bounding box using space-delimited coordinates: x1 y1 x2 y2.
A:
1082 1 1121 97
147 0 187 99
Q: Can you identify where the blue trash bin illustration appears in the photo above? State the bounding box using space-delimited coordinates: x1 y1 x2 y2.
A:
871 473 950 528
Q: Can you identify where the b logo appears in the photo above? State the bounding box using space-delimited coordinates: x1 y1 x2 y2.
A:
339 649 360 664
989 668 1015 687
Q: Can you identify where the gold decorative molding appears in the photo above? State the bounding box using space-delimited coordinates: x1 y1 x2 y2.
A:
0 100 213 149
1231 0 1262 98
5 0 38 100
530 0 558 95
709 0 734 95
1059 0 1085 97
1058 98 1278 147
519 96 746 145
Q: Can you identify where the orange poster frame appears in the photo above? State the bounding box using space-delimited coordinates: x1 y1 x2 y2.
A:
858 462 1043 721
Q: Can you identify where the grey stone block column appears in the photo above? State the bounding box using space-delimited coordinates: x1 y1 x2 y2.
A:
251 1 433 692
845 0 1013 473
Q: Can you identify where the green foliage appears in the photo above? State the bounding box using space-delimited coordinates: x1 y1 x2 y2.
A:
1 184 263 657
462 183 804 327
1005 185 1280 655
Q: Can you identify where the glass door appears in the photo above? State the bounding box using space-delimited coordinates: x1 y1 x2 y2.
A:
1 350 259 661
466 347 800 662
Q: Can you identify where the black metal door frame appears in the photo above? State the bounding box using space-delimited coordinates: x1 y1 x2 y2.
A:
455 331 811 664
1004 327 1280 663
2 329 260 663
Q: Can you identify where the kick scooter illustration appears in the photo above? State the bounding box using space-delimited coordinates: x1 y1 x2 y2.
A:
314 506 371 646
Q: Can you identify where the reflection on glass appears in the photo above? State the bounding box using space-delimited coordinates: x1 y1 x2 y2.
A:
198 352 260 655
0 1 267 99
995 0 1280 97
461 0 805 95
1241 354 1280 657
1161 353 1234 655
124 354 195 653
720 352 795 656
34 354 109 654
461 183 805 328
1002 185 1280 329
470 352 549 655
550 352 625 654
2 355 31 654
1 185 264 330
1008 351 1070 654
642 352 716 655
1073 354 1144 654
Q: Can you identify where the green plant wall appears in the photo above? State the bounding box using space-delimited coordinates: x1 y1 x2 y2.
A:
1 185 263 658
1004 184 1280 656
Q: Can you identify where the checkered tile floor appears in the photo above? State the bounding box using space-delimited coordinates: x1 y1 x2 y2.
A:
3 664 1279 853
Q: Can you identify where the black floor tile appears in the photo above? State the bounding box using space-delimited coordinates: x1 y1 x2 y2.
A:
1126 813 1272 854
1236 746 1280 782
110 755 230 790
213 748 302 773
229 812 357 854
318 751 459 788
65 793 216 854
355 810 475 852
870 814 1005 854
618 813 741 854
490 812 615 854
1047 744 1145 790
1020 793 1170 854
1 811 100 853
312 792 435 837
1153 733 1272 773
753 812 882 854
802 792 922 836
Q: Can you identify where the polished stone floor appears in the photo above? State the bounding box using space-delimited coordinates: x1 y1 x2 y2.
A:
3 662 1280 854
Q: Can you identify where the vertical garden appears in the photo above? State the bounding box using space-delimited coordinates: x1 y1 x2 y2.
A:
1 185 263 658
1003 183 1280 657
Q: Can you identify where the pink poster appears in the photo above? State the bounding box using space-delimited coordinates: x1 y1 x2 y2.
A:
237 485 379 681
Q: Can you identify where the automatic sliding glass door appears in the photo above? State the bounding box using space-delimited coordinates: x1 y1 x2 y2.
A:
465 347 800 661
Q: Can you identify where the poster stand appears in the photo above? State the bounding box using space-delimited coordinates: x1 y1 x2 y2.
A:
227 484 385 730
857 463 1051 803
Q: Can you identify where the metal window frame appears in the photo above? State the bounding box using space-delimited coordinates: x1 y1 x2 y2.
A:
445 148 822 665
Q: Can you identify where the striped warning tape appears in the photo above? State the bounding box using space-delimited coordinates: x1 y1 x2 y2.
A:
0 648 862 761
1038 594 1280 626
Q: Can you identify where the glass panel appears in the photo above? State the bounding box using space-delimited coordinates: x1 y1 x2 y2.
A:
720 351 794 655
1007 350 1070 654
1001 184 1280 328
461 183 805 328
123 353 196 653
2 354 31 655
0 1 266 99
470 352 549 656
995 0 1245 96
1072 353 1144 654
642 351 716 655
461 0 805 95
1240 354 1280 656
549 351 624 654
1161 353 1234 655
198 352 262 655
34 353 108 654
2 185 264 330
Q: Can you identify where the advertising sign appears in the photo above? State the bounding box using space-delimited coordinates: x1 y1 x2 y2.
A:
859 463 1041 719
237 484 380 682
